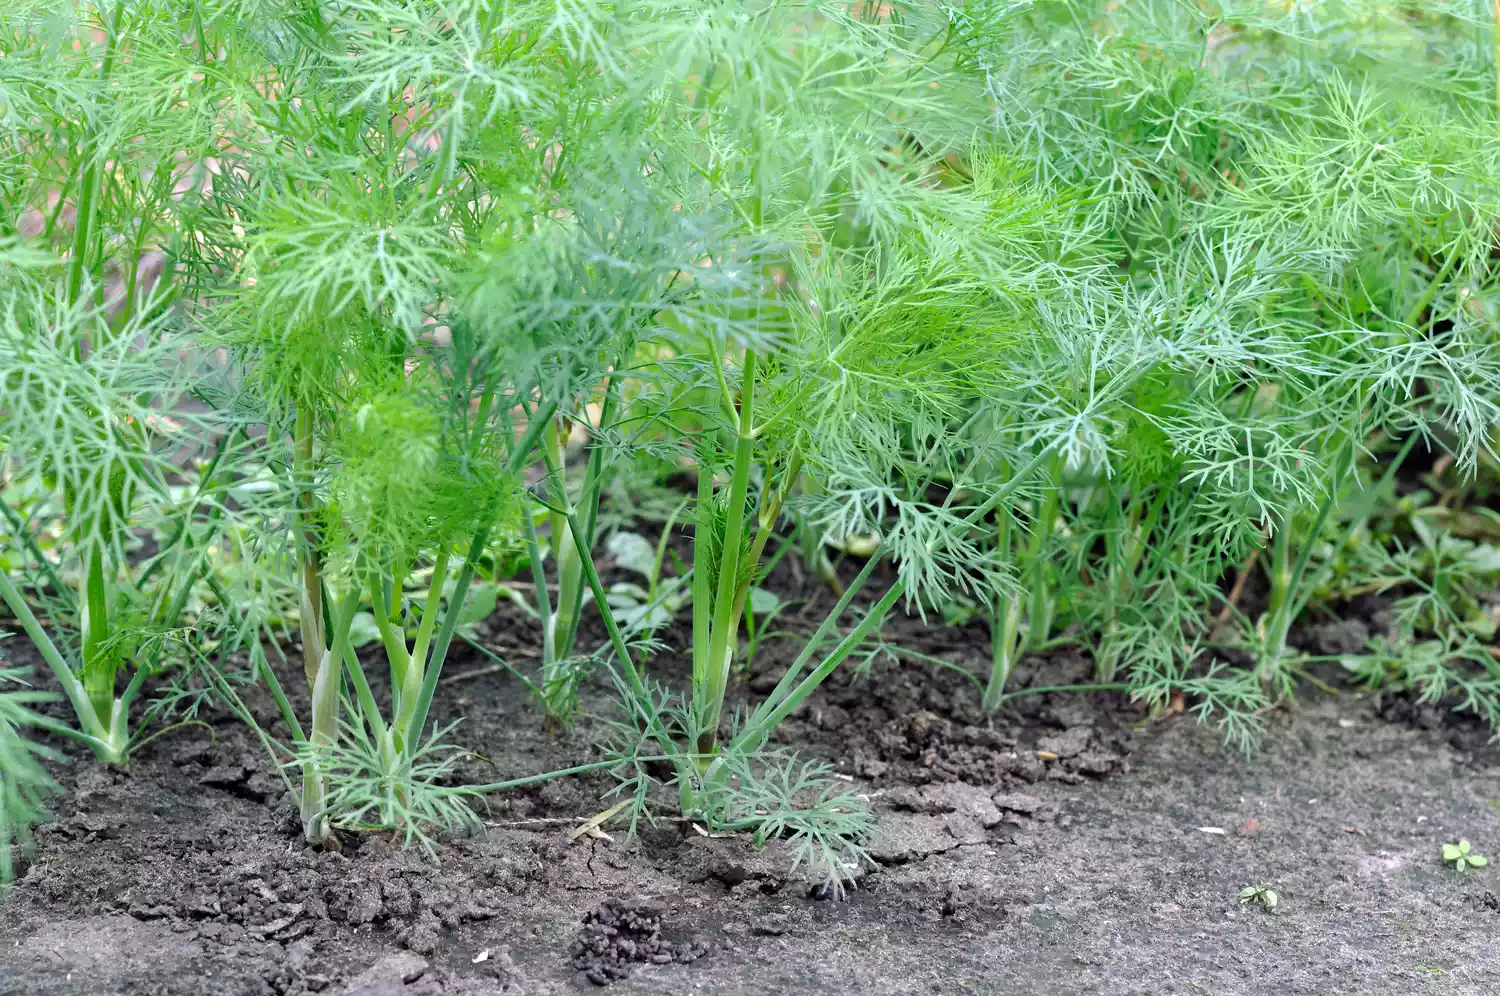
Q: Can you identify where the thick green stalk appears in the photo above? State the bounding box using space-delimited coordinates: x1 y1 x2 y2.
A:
302 589 359 844
730 451 801 625
292 395 334 842
982 591 1024 712
367 573 413 711
110 665 149 754
293 404 325 689
521 512 557 669
65 2 126 318
1095 615 1123 684
543 418 582 660
397 549 451 742
78 543 113 727
1255 504 1298 682
385 571 405 685
691 455 714 705
0 569 117 760
1023 458 1063 651
696 349 757 764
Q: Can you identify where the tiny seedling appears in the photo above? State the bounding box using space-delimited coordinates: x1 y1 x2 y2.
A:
1238 883 1279 912
1443 840 1488 873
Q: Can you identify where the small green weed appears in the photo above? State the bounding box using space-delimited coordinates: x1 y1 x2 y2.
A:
1442 840 1488 872
1238 883 1279 912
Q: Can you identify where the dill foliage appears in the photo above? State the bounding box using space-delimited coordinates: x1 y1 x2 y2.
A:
2 0 1500 886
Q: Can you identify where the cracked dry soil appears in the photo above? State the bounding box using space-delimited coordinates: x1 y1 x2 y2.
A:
2 584 1500 995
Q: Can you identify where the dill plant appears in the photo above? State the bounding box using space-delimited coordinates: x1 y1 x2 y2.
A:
173 0 757 843
180 28 522 842
513 1 1125 886
942 0 1500 732
459 164 747 723
6 0 1500 876
0 3 248 764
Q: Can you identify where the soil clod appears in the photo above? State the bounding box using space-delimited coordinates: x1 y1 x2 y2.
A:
570 898 708 986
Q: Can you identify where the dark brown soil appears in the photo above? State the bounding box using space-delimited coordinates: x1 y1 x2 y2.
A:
3 562 1499 995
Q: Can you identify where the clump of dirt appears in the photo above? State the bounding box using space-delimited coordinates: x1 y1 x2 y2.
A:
569 898 708 986
851 707 1128 787
1376 690 1500 763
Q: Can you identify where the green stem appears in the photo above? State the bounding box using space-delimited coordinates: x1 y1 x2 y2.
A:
982 591 1024 713
884 645 983 690
252 639 305 745
742 554 881 734
566 373 626 658
294 403 325 689
405 524 489 754
402 398 561 755
732 441 1065 748
1401 236 1462 331
1287 432 1420 621
731 450 801 626
456 632 544 701
1256 500 1299 680
418 396 558 715
342 640 389 747
691 452 714 709
521 511 557 672
543 418 582 660
398 549 451 742
563 508 670 753
522 499 685 771
79 542 113 727
0 569 115 758
535 439 646 696
457 753 704 797
65 2 126 318
697 349 757 764
731 578 905 758
1023 457 1062 651
368 572 413 712
302 588 359 844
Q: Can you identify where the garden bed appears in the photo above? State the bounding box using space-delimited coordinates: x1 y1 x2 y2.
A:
5 2 1500 994
3 588 1497 996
